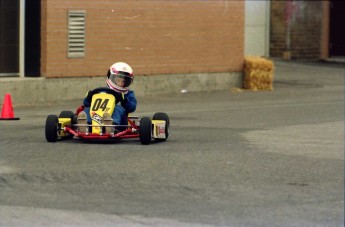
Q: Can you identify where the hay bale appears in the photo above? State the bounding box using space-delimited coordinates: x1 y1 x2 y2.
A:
243 56 274 91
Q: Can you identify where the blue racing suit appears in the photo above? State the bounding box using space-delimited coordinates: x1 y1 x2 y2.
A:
82 89 137 126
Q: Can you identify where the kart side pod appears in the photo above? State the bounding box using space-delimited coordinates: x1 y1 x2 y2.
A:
152 120 167 139
58 118 72 137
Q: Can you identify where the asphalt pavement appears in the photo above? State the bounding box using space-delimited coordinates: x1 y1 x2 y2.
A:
0 59 344 226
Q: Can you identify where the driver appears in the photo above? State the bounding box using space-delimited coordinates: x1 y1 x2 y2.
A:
77 62 137 133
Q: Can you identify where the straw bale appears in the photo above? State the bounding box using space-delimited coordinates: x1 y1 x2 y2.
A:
243 56 274 91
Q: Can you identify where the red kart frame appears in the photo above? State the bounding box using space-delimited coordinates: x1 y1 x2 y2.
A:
64 117 141 140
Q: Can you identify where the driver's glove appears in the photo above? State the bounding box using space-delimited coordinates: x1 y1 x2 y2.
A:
114 92 124 103
121 97 127 106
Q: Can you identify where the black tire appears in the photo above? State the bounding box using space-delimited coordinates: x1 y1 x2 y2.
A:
59 111 76 122
153 112 170 141
139 117 152 145
45 115 59 142
59 111 76 139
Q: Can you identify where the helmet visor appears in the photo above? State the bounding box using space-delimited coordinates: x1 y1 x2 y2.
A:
109 73 132 88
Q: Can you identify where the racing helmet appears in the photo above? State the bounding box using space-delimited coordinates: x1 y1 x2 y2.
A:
106 62 133 93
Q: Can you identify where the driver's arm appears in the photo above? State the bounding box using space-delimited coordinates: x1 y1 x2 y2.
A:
121 91 137 113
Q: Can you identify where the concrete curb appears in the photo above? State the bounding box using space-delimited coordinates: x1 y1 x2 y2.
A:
0 72 242 107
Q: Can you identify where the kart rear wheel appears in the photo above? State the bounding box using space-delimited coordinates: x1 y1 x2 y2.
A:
153 112 170 141
59 111 76 139
59 111 76 123
140 117 152 145
45 115 59 142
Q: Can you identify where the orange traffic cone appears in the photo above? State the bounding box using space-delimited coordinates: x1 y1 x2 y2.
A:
0 94 20 120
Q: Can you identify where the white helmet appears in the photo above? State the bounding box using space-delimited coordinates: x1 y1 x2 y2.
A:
106 62 134 93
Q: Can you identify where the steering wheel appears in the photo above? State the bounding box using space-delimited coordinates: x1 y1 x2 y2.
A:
90 87 123 103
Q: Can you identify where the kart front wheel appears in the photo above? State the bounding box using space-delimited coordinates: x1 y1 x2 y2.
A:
140 117 152 145
45 115 59 142
59 111 76 123
59 110 76 139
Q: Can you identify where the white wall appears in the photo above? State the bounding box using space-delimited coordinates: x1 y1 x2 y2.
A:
244 0 270 57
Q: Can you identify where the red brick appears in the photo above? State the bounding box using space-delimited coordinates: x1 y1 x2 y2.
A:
41 0 244 78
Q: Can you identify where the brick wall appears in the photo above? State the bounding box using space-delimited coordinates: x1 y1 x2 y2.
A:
270 0 322 59
41 0 244 78
270 1 286 58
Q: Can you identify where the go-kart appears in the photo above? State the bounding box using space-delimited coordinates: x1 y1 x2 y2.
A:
45 87 169 145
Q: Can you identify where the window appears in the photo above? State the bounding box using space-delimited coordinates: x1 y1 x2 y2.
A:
68 10 85 58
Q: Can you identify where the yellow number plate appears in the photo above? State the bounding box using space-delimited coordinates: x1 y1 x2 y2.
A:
90 93 115 134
